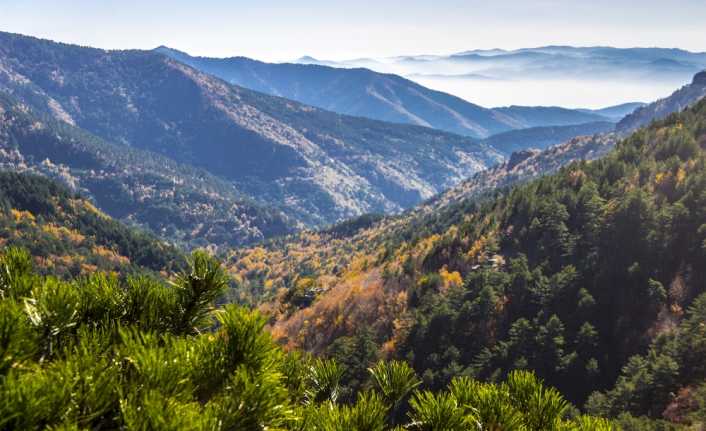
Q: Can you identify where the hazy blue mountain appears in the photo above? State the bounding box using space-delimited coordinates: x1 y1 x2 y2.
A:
156 47 612 138
300 46 706 80
302 46 706 107
481 121 615 155
445 46 706 80
155 46 513 138
492 106 610 129
0 31 501 230
578 102 646 120
481 71 706 159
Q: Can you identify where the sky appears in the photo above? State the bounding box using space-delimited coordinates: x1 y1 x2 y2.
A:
2 0 706 62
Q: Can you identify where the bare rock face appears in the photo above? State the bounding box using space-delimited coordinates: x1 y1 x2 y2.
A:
507 149 541 170
693 70 706 86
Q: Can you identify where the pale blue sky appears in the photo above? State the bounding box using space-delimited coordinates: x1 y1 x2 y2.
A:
2 0 705 61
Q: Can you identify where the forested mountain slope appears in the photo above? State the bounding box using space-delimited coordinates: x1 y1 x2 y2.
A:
156 46 611 138
0 171 184 276
426 133 618 211
0 93 293 249
424 69 706 210
0 31 502 227
231 98 706 428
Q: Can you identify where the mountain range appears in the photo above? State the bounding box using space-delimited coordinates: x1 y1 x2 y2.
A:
156 46 615 139
298 47 706 107
300 46 706 83
0 31 502 240
3 28 706 430
2 30 705 253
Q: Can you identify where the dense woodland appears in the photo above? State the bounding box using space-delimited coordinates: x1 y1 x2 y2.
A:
0 171 184 276
228 98 706 429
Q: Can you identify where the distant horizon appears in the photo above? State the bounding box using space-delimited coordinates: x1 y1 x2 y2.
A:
286 45 706 65
6 29 704 109
6 29 706 64
2 0 705 62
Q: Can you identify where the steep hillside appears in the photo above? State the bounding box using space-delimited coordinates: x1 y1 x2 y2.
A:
0 93 293 249
617 70 706 133
0 171 184 276
156 47 611 138
231 98 706 427
0 31 502 227
426 133 617 210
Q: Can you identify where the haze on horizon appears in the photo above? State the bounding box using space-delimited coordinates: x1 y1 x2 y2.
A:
3 0 705 108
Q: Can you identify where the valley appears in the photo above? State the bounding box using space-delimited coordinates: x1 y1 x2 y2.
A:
1 19 706 430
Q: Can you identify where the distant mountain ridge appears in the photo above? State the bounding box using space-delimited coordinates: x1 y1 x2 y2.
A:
297 46 706 108
577 102 646 120
479 121 615 156
322 46 706 77
0 31 502 233
155 46 612 139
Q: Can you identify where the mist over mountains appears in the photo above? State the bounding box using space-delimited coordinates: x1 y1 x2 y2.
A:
296 46 706 108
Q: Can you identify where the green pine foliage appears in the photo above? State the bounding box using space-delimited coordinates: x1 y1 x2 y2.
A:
586 293 706 422
0 245 615 430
